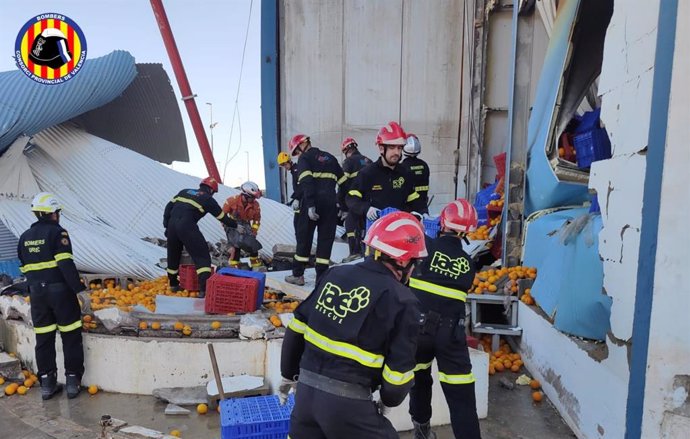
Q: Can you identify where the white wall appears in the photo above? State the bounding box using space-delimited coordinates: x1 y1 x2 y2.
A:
641 1 690 436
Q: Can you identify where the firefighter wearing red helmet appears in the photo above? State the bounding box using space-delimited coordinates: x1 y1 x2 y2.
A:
279 211 427 438
408 198 481 439
337 137 373 260
163 177 238 298
285 134 345 286
346 122 427 231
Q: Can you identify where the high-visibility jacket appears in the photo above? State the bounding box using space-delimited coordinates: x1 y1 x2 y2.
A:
295 148 344 209
163 187 236 229
338 151 372 210
346 158 427 215
281 257 420 407
399 156 430 209
223 194 261 233
17 219 83 294
410 234 476 317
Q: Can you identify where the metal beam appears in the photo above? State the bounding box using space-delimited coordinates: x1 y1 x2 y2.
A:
260 0 281 201
501 0 535 266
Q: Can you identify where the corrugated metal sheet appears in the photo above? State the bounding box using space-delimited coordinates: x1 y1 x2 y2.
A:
0 124 297 278
70 63 189 164
0 51 137 156
0 220 17 261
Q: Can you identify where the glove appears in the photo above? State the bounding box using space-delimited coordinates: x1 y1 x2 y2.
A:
290 199 300 211
278 377 298 405
372 391 391 416
308 207 320 221
366 207 381 221
339 210 348 221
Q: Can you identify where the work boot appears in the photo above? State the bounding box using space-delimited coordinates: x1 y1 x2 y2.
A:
413 420 437 439
341 253 363 263
40 372 63 400
170 285 180 293
197 290 206 299
284 275 305 286
66 374 81 399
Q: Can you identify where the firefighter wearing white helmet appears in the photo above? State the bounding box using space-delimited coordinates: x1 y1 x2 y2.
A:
18 193 85 400
399 134 431 210
223 182 264 270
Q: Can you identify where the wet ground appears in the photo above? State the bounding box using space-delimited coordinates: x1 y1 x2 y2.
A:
0 373 575 439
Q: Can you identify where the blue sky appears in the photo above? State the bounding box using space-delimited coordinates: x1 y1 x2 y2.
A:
0 0 264 188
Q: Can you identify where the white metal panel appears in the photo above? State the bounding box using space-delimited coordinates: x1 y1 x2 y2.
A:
0 124 297 278
0 220 17 261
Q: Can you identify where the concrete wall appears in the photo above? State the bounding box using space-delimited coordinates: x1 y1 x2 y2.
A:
520 0 664 438
641 1 690 436
279 0 465 213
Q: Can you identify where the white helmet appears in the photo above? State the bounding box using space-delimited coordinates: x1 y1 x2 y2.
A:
240 181 262 199
403 134 421 156
31 192 62 213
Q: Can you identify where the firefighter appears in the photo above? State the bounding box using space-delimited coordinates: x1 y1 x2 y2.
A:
284 134 344 286
222 181 264 271
17 193 85 400
277 151 301 227
279 211 428 439
337 137 373 261
163 177 238 298
400 134 431 211
408 198 481 439
346 122 427 227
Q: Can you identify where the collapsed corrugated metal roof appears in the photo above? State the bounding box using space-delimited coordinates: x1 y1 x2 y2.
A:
69 63 189 164
0 124 297 278
0 51 137 156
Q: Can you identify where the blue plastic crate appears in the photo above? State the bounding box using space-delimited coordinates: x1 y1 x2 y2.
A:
221 394 294 439
573 127 611 169
589 193 600 214
216 267 266 309
0 258 21 278
574 108 601 134
423 217 440 238
475 206 488 222
364 207 400 233
473 182 498 209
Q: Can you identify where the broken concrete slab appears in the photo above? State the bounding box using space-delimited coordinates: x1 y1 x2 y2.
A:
164 404 190 416
152 386 208 405
0 351 21 380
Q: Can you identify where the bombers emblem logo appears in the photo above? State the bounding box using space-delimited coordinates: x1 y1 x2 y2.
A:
315 282 371 324
14 13 87 84
429 251 471 279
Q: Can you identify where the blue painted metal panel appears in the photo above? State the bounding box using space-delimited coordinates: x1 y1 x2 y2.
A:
260 0 281 202
0 50 137 156
625 0 678 437
523 208 611 340
523 0 589 215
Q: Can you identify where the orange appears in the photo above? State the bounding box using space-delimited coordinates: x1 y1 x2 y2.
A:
488 285 498 293
532 391 543 402
5 383 18 395
23 379 33 388
24 296 30 303
174 322 184 331
16 385 27 395
488 365 495 375
0 377 4 385
88 385 98 395
22 370 30 379
530 379 541 389
139 322 148 330
151 322 161 330
170 430 181 437
182 326 192 336
494 362 505 372
510 364 520 372
211 321 221 330
197 403 208 415
503 360 513 369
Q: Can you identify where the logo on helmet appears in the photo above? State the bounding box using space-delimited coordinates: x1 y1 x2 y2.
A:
14 13 87 85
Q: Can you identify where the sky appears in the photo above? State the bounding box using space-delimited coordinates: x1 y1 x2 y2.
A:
0 0 265 188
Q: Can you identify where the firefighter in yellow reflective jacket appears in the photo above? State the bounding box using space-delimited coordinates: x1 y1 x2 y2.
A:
17 193 85 400
408 199 481 439
279 212 428 439
163 177 238 298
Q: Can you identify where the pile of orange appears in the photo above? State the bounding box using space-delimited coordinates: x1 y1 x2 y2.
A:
481 337 524 375
88 276 198 313
520 288 536 305
467 225 491 241
264 300 299 314
470 266 537 295
3 370 38 396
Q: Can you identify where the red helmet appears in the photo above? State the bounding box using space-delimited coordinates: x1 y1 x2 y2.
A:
289 134 310 156
440 198 478 233
364 211 428 263
375 121 407 146
200 177 219 193
340 137 357 153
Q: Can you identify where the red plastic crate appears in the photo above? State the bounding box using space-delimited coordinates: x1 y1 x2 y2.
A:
205 273 260 314
179 264 215 291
